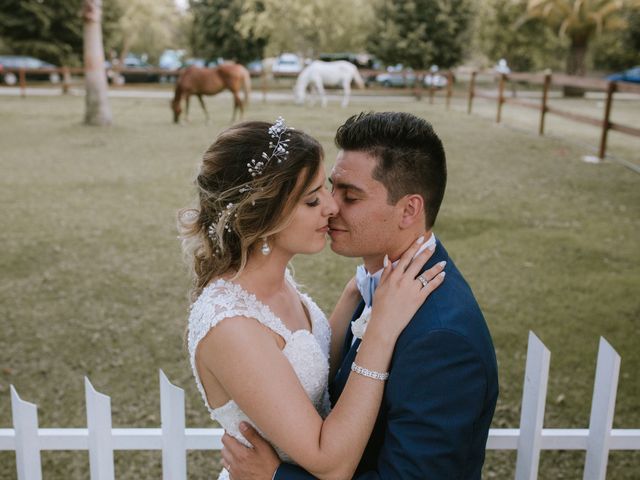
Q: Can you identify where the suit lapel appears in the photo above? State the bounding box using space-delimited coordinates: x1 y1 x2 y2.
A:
330 337 361 405
329 301 365 404
342 300 364 357
330 240 448 405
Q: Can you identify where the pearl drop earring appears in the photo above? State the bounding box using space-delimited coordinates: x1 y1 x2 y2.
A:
261 237 271 256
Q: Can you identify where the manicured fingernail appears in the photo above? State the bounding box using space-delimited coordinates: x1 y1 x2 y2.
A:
240 422 248 431
440 271 446 278
438 261 447 268
416 235 425 244
428 244 436 251
383 254 389 268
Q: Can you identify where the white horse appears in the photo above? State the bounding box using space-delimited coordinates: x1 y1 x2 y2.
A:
294 60 365 107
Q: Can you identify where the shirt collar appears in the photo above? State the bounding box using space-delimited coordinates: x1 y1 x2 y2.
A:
355 233 436 306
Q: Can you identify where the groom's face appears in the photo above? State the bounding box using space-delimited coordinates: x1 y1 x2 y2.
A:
328 150 401 264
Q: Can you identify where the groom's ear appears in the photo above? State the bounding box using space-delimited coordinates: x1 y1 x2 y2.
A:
398 194 425 228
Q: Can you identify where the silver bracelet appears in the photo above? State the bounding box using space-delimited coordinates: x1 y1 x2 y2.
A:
351 362 389 381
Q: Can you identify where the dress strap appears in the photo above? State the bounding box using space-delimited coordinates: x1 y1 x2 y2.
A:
190 279 293 345
187 278 294 412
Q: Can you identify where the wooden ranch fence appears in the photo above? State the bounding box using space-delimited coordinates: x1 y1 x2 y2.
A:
0 332 639 480
466 71 640 161
3 66 639 162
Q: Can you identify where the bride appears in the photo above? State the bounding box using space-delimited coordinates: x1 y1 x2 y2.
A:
178 118 445 479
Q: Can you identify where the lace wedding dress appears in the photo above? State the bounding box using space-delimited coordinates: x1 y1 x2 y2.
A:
188 274 332 480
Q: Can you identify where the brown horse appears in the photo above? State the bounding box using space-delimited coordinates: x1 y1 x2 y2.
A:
171 64 251 124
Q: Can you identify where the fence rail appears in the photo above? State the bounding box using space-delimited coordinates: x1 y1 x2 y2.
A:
465 70 640 161
1 332 639 479
3 65 639 161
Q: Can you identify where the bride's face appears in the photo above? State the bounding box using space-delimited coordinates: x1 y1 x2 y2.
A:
273 165 338 255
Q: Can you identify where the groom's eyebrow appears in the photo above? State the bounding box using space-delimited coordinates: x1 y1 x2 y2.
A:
333 181 365 194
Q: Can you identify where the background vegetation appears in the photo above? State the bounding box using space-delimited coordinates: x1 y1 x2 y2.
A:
0 93 638 478
1 0 639 72
0 0 639 477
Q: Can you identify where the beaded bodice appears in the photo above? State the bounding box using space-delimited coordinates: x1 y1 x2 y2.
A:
187 273 331 473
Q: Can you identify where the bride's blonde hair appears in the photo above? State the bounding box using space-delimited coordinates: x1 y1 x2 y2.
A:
178 121 323 301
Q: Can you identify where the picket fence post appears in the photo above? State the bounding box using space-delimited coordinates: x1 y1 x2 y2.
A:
11 386 42 480
85 377 115 480
583 338 621 480
160 370 187 480
515 332 551 480
2 335 639 479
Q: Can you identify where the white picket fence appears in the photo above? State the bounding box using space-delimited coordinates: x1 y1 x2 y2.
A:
1 332 638 479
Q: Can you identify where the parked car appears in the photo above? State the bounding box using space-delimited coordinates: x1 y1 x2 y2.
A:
159 49 185 70
206 58 225 68
272 53 303 74
424 65 448 88
318 52 381 70
375 65 417 87
184 57 206 68
424 73 448 88
158 49 185 83
246 59 263 75
0 55 61 85
108 54 160 84
606 66 640 84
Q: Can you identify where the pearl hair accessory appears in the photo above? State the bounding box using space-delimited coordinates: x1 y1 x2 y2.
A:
247 117 290 177
206 117 291 253
207 202 235 250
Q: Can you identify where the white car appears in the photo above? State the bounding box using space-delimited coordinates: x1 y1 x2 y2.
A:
424 73 448 88
272 53 303 74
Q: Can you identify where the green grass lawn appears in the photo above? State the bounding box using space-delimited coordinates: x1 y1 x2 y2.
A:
0 92 638 478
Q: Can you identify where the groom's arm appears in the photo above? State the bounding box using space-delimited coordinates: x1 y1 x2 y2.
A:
221 427 317 480
354 329 489 479
273 330 489 480
229 332 490 480
273 464 315 479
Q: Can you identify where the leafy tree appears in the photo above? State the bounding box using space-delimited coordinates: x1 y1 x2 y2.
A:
0 0 121 66
518 0 640 77
237 0 375 57
475 0 565 72
592 6 640 71
112 0 182 64
366 0 475 69
189 0 267 63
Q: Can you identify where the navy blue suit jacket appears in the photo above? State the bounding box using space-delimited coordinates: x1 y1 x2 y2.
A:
276 240 499 479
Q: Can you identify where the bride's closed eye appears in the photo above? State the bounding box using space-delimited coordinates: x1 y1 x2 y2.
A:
306 198 320 207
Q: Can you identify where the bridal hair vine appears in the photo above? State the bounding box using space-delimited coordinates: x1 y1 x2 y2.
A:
207 202 235 249
247 117 291 177
206 117 291 251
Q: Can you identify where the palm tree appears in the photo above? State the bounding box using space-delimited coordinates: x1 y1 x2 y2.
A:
519 0 639 93
83 0 112 126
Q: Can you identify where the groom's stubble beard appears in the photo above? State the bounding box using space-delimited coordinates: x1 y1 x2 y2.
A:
329 228 399 268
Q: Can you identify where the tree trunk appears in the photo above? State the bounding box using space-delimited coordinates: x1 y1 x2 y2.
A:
118 36 132 66
564 36 588 97
83 0 112 126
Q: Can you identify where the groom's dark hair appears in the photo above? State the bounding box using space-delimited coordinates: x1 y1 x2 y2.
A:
335 111 446 228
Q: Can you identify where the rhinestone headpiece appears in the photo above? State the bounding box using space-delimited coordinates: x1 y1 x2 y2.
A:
207 117 291 250
247 117 290 177
207 202 235 252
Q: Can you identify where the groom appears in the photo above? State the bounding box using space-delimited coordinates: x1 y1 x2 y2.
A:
223 111 499 479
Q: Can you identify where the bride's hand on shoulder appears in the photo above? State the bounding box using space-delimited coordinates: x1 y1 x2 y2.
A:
368 236 446 339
